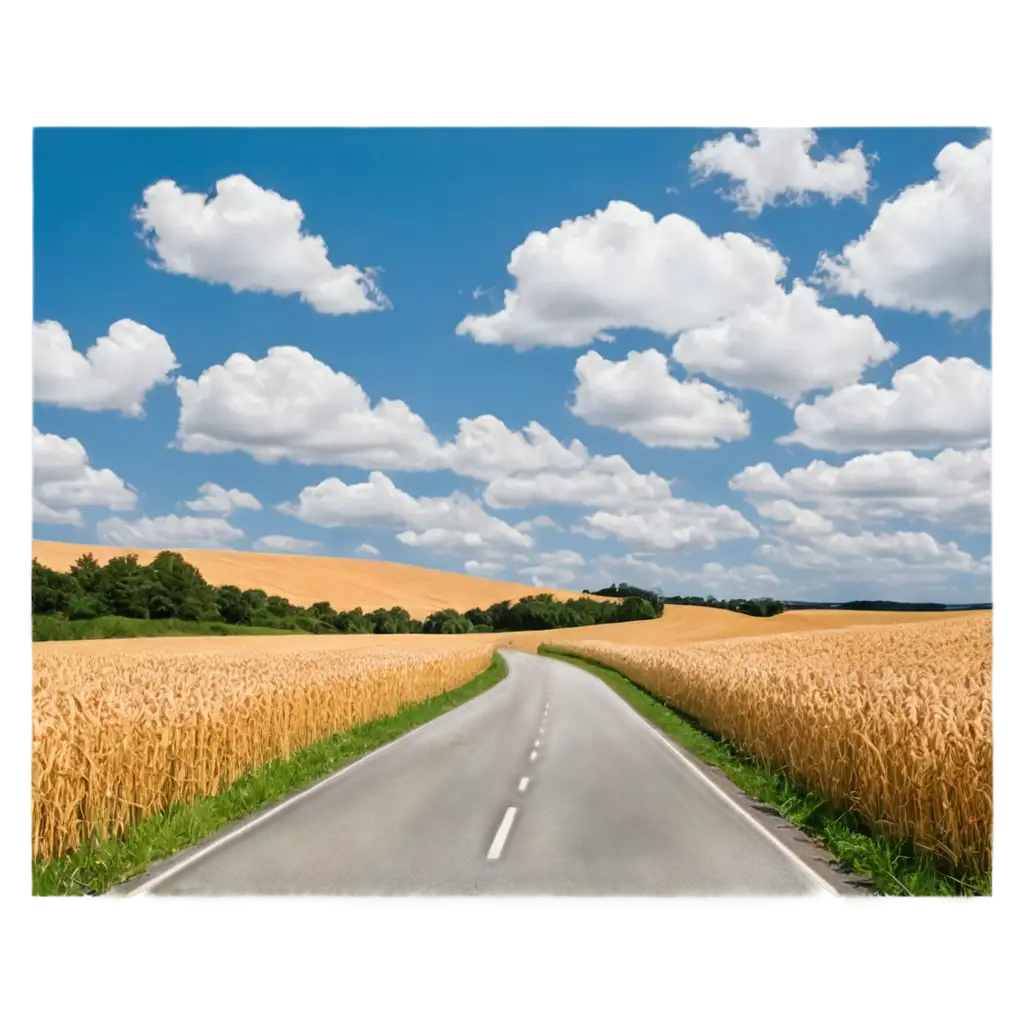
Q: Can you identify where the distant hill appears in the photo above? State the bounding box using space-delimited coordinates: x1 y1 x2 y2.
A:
31 540 611 619
781 600 993 612
586 582 991 616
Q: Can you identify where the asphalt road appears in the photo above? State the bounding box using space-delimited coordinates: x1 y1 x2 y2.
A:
123 650 851 897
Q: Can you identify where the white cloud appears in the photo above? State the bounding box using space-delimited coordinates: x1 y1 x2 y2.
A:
34 319 178 417
455 201 785 349
255 535 322 552
97 514 244 548
583 500 758 553
675 561 782 594
570 349 750 448
354 543 380 557
33 426 137 527
438 415 590 480
593 553 781 596
176 346 441 468
440 415 680 512
690 128 871 216
759 527 983 575
780 356 991 452
752 500 835 538
279 472 533 559
517 548 586 587
514 515 561 532
185 481 262 515
133 174 387 315
672 281 897 403
465 560 504 576
816 137 991 318
594 553 675 589
485 455 673 511
731 448 991 530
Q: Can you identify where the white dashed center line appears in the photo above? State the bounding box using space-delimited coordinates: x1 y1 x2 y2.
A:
529 750 538 761
518 777 530 793
487 807 518 860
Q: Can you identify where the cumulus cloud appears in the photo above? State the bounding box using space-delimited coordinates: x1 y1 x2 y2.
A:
465 560 504 576
594 553 780 596
816 137 991 318
583 500 758 553
570 349 750 449
438 416 590 480
680 561 782 590
690 127 872 216
759 527 983 575
97 514 244 548
594 553 675 589
254 535 322 553
780 356 991 452
279 471 533 559
455 201 785 349
438 415 680 512
731 448 991 531
176 346 442 468
750 500 836 538
33 426 137 526
354 543 380 557
484 455 673 511
133 174 387 315
517 549 585 587
671 280 897 403
514 515 561 532
34 319 178 417
185 481 262 515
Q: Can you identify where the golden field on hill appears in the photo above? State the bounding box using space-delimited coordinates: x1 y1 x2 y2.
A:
499 602 981 652
552 614 993 874
32 541 992 875
32 638 496 860
32 540 603 618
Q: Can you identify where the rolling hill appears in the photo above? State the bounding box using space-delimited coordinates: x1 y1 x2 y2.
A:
31 540 606 619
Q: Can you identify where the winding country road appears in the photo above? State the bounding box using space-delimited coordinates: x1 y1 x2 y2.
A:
120 650 857 897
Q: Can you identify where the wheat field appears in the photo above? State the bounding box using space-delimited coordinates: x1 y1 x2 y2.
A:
32 638 496 861
551 614 992 874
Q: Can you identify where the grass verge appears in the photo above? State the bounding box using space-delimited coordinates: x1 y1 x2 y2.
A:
33 651 508 896
33 614 308 642
540 646 990 897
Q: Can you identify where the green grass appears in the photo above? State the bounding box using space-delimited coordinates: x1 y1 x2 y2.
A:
33 652 508 896
32 614 307 641
540 646 991 897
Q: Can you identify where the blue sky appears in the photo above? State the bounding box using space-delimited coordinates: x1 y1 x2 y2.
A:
32 126 992 602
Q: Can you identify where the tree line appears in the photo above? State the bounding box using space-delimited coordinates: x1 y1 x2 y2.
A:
31 552 664 636
585 582 786 618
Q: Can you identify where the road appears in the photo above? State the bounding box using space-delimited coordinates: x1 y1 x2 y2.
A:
122 650 853 896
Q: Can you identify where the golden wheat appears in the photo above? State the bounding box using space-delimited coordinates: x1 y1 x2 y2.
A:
554 615 992 874
32 640 496 860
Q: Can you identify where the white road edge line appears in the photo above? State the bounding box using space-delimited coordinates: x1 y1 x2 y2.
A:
561 659 839 901
122 661 513 898
487 807 518 859
518 777 530 793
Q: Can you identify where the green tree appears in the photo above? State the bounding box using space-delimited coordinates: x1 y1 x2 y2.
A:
216 585 250 625
97 555 152 618
32 559 80 615
69 553 104 596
